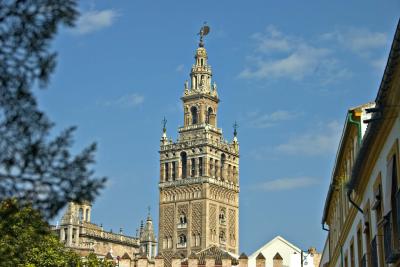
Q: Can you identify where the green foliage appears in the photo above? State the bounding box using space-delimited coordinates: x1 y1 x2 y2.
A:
0 199 82 267
83 253 116 267
85 253 101 267
0 0 106 219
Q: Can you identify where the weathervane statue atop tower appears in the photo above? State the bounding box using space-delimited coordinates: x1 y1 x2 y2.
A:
198 23 210 47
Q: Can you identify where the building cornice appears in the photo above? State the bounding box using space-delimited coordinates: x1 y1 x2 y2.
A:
159 177 239 192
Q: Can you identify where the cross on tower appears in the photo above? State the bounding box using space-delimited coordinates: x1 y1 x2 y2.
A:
162 117 167 133
233 121 239 137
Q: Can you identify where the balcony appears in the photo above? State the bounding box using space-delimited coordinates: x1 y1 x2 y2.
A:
177 223 187 229
177 243 187 249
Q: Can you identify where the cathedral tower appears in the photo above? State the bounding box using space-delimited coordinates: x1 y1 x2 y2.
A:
158 26 240 259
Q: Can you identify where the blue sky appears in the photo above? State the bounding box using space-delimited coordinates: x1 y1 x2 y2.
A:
44 1 400 253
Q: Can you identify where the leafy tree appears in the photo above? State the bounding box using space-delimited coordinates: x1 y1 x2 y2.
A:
84 253 102 267
83 253 116 267
0 199 82 267
0 0 106 219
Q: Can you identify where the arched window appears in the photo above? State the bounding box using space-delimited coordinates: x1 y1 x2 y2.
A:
221 154 226 180
199 157 203 176
191 106 198 125
209 158 213 176
181 152 187 179
85 208 90 222
219 230 226 244
78 208 83 222
167 236 173 249
163 238 167 249
172 161 176 180
178 234 187 248
179 213 187 225
191 158 196 177
165 162 169 181
206 107 213 124
193 234 201 247
219 209 226 224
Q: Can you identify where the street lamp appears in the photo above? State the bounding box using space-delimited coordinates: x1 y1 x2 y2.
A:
295 249 314 267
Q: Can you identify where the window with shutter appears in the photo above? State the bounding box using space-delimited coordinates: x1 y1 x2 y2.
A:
371 237 378 267
361 254 366 267
383 212 400 263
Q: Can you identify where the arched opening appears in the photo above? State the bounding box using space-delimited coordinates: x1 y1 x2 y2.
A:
165 162 169 181
85 208 90 222
191 106 198 125
78 208 83 222
191 158 196 177
219 209 226 224
206 107 213 124
172 161 176 180
179 213 187 225
178 234 187 248
181 152 187 179
219 230 226 244
220 154 226 180
199 157 203 176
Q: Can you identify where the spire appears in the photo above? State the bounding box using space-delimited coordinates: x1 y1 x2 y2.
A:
233 121 239 143
160 117 168 145
183 24 217 98
139 220 144 237
147 206 152 221
233 121 238 138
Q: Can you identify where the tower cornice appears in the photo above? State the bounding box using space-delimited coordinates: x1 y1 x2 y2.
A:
181 93 219 103
159 176 240 193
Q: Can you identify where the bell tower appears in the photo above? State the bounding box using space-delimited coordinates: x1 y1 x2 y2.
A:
158 25 239 259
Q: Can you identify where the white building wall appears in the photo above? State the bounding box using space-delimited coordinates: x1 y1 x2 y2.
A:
248 236 319 267
339 115 400 267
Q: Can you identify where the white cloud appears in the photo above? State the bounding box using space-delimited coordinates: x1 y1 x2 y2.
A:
276 120 341 156
322 27 387 56
252 25 292 53
240 25 348 83
259 177 318 191
246 110 300 128
103 93 144 108
72 9 118 35
321 27 388 69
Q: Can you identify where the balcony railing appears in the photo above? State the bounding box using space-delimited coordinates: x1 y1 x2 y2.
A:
177 223 187 229
177 243 187 249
